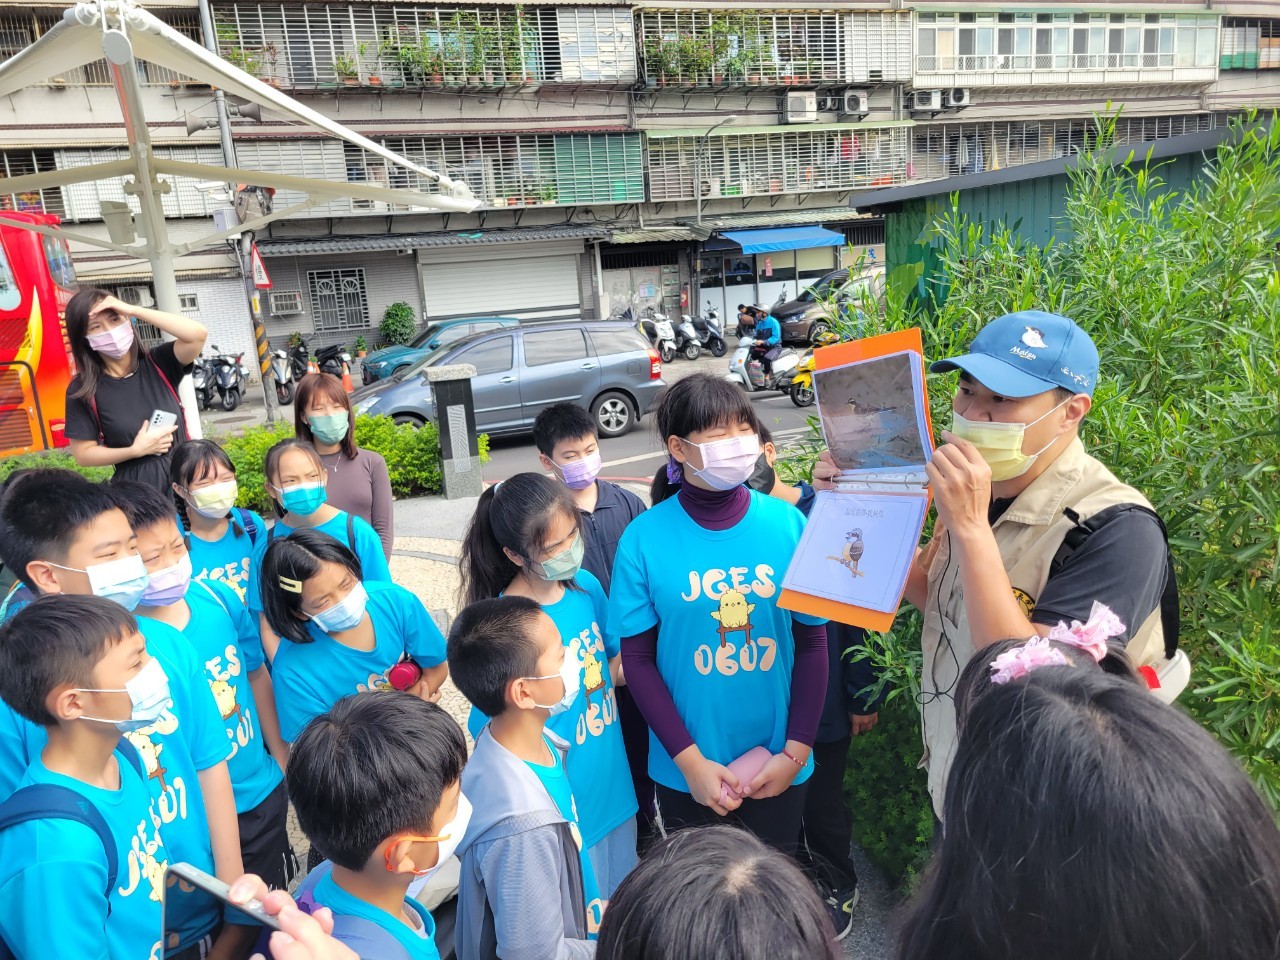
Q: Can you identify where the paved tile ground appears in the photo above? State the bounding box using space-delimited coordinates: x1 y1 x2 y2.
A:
283 489 898 958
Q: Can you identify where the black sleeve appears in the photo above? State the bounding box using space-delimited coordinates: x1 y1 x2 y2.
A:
149 341 193 384
1031 509 1168 645
62 379 98 441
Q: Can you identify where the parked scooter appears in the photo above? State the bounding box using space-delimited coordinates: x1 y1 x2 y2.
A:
207 346 247 411
691 305 727 358
287 337 310 381
270 347 296 405
725 335 800 394
673 314 701 361
786 331 840 407
192 355 217 410
638 310 678 364
315 342 351 379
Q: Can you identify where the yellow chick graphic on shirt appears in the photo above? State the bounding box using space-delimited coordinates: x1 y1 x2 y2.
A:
710 590 756 648
211 680 239 721
582 648 605 698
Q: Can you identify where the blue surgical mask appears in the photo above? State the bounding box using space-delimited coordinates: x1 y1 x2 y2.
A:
530 533 585 583
308 412 350 445
76 658 173 733
48 554 151 612
311 582 368 634
275 481 327 517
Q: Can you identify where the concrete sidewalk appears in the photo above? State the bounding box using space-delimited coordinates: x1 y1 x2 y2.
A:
386 491 896 960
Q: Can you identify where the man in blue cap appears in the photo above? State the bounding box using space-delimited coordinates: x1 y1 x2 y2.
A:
818 310 1181 820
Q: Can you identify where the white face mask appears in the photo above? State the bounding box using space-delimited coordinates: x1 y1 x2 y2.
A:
47 554 150 612
682 434 761 491
524 655 581 716
406 794 474 898
75 658 172 733
949 396 1071 482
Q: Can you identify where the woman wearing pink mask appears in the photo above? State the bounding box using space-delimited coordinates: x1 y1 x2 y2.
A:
63 287 207 490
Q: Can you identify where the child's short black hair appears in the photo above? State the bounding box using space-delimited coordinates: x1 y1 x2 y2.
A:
287 692 467 870
447 596 544 717
0 595 137 726
0 469 122 590
109 480 180 534
532 403 598 458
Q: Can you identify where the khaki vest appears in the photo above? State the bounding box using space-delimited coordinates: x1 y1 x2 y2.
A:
919 437 1165 817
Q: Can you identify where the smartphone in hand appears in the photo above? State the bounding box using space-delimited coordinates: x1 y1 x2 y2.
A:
149 409 178 431
165 862 282 933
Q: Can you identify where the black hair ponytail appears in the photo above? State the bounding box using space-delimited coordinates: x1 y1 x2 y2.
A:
650 463 680 505
459 473 581 607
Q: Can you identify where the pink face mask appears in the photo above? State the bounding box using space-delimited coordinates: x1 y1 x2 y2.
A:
555 450 602 490
87 321 135 359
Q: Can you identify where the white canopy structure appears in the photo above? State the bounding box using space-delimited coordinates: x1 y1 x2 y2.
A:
0 0 481 434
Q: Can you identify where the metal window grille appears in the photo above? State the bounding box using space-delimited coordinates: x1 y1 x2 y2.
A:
178 293 199 311
915 12 1218 81
0 150 64 218
308 269 368 331
212 4 634 89
907 114 1219 182
0 10 203 85
637 10 845 87
646 125 911 203
1221 18 1280 69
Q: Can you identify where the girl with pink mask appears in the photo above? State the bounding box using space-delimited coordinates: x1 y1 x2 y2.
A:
63 287 207 490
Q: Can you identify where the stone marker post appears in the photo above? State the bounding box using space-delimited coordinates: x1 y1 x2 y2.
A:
426 363 482 499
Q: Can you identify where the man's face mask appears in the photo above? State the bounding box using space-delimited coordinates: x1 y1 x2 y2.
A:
949 395 1072 482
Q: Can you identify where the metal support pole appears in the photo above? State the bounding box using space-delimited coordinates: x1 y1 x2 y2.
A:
695 115 737 228
197 0 279 421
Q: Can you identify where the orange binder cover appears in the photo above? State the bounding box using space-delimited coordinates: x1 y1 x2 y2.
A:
779 328 934 632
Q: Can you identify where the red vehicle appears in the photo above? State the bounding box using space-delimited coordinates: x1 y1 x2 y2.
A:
0 212 79 455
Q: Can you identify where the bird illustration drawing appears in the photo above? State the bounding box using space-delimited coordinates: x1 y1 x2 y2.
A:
710 590 757 649
828 528 866 578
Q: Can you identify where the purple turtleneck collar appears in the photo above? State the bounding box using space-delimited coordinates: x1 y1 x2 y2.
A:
677 479 750 531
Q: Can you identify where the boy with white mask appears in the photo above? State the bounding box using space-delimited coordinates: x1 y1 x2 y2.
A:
815 310 1178 821
449 597 601 960
287 693 468 960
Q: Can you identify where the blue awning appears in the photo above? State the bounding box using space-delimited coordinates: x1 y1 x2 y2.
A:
720 226 845 255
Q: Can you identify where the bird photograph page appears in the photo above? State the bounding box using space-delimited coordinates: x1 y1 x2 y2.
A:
780 329 935 629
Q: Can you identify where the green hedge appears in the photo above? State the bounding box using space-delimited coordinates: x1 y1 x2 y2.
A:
787 115 1280 888
0 415 490 515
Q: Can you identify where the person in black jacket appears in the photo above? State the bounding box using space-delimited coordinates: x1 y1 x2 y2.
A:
747 427 881 941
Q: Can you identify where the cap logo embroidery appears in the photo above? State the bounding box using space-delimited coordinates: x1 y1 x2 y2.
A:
1009 345 1037 361
1021 326 1047 348
1061 366 1092 387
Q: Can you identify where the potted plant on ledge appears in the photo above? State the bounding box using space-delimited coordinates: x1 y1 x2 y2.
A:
335 53 360 85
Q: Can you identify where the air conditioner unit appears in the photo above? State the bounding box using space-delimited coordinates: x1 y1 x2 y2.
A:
781 90 818 124
839 89 870 117
909 90 943 113
943 88 971 108
117 285 155 308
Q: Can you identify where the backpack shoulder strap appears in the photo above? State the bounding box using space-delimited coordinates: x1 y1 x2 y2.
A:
192 578 232 620
1051 503 1180 659
346 512 356 550
0 784 118 900
328 915 415 960
236 509 260 547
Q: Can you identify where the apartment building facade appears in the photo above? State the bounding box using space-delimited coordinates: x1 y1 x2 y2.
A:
1 0 1276 362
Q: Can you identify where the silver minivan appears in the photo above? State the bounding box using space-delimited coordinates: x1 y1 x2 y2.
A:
351 320 665 438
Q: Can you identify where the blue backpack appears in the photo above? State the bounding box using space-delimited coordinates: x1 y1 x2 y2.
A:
253 861 413 960
0 743 146 960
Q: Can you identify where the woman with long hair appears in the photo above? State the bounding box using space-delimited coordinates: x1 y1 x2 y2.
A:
293 373 393 559
62 287 207 489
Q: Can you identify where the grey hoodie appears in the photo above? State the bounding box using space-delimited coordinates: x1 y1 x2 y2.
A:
455 726 595 960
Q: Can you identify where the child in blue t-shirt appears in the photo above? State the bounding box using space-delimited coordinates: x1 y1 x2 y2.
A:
460 472 637 896
450 597 601 955
609 373 828 854
170 439 266 604
0 596 171 960
258 529 448 744
287 692 469 960
115 481 294 895
0 470 238 957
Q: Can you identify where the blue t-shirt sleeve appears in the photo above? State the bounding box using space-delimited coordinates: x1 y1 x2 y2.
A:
217 580 266 673
606 528 658 639
274 659 331 744
771 500 826 627
246 533 270 613
353 516 391 582
167 626 235 770
394 588 447 668
0 706 36 800
0 837 111 960
466 704 487 741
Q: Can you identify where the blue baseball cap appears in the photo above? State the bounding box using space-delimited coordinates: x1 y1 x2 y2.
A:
930 310 1099 398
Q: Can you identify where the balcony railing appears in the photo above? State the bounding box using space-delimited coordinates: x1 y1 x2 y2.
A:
212 3 636 89
0 10 203 86
646 124 912 203
1221 19 1280 70
636 10 910 88
235 133 644 215
915 11 1219 86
